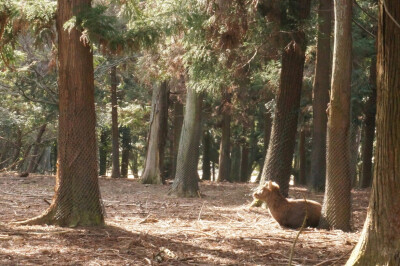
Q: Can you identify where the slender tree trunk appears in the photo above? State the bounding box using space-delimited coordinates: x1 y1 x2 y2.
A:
172 98 183 179
202 130 211 180
99 128 108 176
360 56 376 188
130 151 138 178
27 124 47 173
319 0 352 232
110 65 121 178
10 129 22 170
216 96 231 182
141 81 169 184
240 144 249 182
310 0 332 191
346 1 400 263
169 87 203 197
120 126 131 178
230 142 241 182
299 128 306 185
19 0 104 226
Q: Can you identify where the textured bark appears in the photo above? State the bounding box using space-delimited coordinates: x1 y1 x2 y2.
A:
99 128 108 176
141 81 169 184
310 0 332 191
360 56 376 188
110 65 121 178
259 40 308 197
319 0 352 232
171 98 183 179
169 87 203 197
27 124 47 173
346 1 400 264
18 0 104 226
202 130 211 180
120 127 131 178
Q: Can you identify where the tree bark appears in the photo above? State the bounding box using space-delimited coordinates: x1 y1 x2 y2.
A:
240 144 249 182
27 124 47 173
360 56 376 188
10 128 22 170
18 0 104 226
202 130 211 180
310 0 332 191
141 81 169 184
319 0 352 232
230 142 241 182
169 86 203 197
120 126 131 178
99 128 108 176
299 128 307 185
346 1 400 264
216 94 232 182
171 97 183 179
110 65 121 178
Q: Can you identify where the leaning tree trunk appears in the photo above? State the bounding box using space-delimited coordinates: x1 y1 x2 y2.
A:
110 65 121 178
259 40 308 197
346 1 400 264
360 56 376 188
169 86 203 197
216 92 232 182
141 81 169 184
259 0 311 197
26 124 47 173
18 0 104 226
310 0 332 191
319 0 352 232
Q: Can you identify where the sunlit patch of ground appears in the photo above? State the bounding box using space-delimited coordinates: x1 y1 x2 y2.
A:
0 173 369 265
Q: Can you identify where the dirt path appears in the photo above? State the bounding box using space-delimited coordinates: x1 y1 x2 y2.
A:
0 173 369 265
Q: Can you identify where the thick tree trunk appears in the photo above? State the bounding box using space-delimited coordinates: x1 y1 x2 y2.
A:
110 65 121 178
319 0 352 232
360 56 376 188
169 87 203 197
202 130 211 180
99 128 108 176
259 40 307 197
120 126 131 178
27 124 47 173
171 97 183 179
310 0 332 191
216 103 231 182
141 81 169 184
19 0 104 226
346 1 400 263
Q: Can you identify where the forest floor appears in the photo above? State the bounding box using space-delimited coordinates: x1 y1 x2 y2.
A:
0 173 369 266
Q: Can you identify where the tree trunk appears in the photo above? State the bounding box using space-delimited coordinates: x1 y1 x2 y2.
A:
110 65 121 178
10 129 22 170
319 0 352 232
120 126 131 178
240 144 249 182
310 0 332 191
202 130 211 180
171 97 183 179
216 101 231 182
130 151 138 178
169 87 203 197
19 0 104 226
259 0 311 197
27 124 47 173
230 142 241 182
141 81 169 184
259 40 308 197
346 1 400 264
299 128 306 185
99 128 108 176
360 56 376 188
